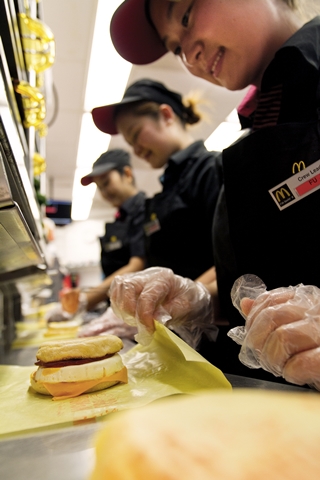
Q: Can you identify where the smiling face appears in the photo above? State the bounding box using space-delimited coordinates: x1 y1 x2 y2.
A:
116 105 186 169
94 169 135 208
148 0 301 90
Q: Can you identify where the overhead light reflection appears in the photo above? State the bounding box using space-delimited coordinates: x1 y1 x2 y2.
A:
71 0 132 221
205 109 244 152
71 168 96 221
71 112 110 221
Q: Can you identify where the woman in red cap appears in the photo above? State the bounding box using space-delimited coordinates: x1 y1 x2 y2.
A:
108 0 320 389
92 78 223 352
52 149 146 323
92 78 222 281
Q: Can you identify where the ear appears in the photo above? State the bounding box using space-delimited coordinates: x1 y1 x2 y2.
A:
122 165 134 183
159 104 175 124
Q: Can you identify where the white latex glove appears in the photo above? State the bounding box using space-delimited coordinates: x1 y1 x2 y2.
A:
78 306 137 340
228 274 320 391
45 303 74 323
109 267 215 347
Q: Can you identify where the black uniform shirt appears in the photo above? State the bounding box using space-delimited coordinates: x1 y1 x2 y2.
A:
144 140 223 279
100 191 146 277
213 16 320 326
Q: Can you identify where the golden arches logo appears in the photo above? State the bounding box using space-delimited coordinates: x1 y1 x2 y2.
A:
275 188 291 202
292 161 305 174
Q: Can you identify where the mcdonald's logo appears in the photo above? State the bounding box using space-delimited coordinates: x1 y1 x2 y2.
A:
271 183 295 207
292 161 305 174
275 188 290 202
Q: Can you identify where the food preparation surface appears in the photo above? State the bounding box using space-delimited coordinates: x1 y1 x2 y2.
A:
0 343 310 480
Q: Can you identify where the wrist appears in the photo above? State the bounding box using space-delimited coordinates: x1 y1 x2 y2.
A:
78 292 88 311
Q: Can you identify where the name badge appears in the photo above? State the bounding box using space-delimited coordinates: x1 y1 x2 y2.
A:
269 159 320 211
104 240 123 252
144 218 161 237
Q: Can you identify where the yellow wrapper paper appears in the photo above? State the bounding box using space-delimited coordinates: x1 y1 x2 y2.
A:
0 322 231 439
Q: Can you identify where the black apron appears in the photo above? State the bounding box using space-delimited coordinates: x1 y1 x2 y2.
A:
100 221 130 277
206 21 320 380
223 119 320 298
144 188 214 280
208 107 320 380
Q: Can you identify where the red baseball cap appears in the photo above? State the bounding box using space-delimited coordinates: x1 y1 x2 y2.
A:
110 0 167 65
92 78 185 135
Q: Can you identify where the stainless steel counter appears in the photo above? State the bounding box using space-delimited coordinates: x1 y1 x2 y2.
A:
0 423 98 480
0 345 311 480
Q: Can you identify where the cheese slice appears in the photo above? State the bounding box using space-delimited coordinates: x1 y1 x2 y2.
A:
39 366 128 400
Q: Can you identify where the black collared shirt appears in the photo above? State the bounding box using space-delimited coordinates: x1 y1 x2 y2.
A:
100 191 146 277
144 141 223 279
214 16 320 331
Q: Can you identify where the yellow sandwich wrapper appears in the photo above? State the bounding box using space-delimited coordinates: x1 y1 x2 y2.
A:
0 322 231 439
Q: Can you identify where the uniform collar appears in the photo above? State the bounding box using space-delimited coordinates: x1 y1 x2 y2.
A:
159 141 207 186
263 16 320 86
238 16 320 128
119 191 145 216
278 16 320 57
168 140 206 167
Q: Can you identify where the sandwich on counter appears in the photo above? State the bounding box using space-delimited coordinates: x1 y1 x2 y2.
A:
30 335 127 400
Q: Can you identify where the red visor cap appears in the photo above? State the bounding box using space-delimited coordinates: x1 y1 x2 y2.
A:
110 0 167 65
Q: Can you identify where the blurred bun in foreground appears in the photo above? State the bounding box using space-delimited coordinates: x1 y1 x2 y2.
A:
90 389 320 480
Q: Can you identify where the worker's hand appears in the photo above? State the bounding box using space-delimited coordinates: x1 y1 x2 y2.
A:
110 267 215 347
78 306 137 340
46 303 73 323
228 274 320 390
60 288 88 315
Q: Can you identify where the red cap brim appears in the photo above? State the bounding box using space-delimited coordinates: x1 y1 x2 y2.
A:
92 104 118 135
80 176 94 186
110 0 167 65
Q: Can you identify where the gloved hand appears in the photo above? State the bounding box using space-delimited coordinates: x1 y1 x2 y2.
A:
78 306 137 339
228 274 320 391
109 267 216 347
45 303 74 323
60 288 88 315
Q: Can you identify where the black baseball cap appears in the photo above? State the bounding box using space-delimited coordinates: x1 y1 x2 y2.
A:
92 78 185 135
81 149 131 186
110 0 167 66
